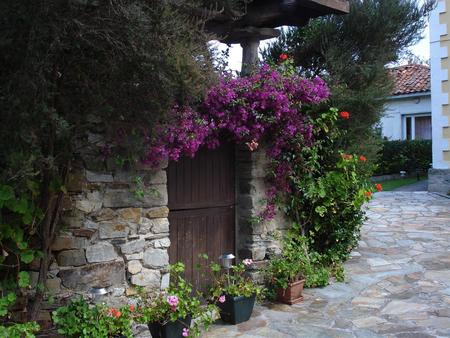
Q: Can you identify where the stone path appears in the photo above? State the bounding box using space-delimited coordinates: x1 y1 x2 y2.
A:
205 192 450 338
393 180 428 192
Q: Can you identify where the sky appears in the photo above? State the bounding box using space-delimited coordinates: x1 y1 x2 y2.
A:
212 24 431 72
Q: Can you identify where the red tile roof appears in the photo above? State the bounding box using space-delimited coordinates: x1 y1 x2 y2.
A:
388 64 430 96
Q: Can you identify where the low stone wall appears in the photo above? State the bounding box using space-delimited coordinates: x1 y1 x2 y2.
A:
428 168 450 195
43 163 170 305
36 142 289 304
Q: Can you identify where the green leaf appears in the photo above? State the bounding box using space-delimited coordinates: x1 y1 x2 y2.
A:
20 250 35 264
18 271 30 288
0 185 14 201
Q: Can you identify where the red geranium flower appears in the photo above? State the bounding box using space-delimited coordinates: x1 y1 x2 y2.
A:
108 308 121 318
129 305 135 312
364 191 373 198
279 53 288 61
359 155 367 162
341 153 353 160
340 111 350 119
375 183 382 192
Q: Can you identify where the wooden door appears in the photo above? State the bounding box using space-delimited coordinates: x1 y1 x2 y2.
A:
168 143 235 290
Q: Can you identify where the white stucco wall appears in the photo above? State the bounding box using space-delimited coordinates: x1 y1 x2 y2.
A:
430 0 450 169
381 94 431 140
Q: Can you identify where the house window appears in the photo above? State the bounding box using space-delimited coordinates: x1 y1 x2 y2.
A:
415 116 432 140
402 114 432 140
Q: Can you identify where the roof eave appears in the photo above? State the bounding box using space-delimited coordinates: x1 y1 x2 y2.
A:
387 91 431 100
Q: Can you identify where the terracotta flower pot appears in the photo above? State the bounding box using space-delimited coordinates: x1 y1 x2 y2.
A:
276 279 305 305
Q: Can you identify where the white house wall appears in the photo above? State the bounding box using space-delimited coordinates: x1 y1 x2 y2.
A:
381 95 431 140
430 0 450 169
429 0 450 194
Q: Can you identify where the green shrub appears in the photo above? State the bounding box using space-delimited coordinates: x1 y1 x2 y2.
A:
375 140 432 175
52 298 134 338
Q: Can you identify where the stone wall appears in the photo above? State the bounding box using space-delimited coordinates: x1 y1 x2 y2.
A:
236 146 289 280
428 168 450 195
45 161 170 304
39 140 290 303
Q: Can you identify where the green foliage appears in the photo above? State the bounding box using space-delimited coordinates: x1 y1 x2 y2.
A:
0 183 41 334
260 106 374 288
264 232 309 289
0 321 40 338
52 297 134 338
137 263 217 337
264 226 344 290
263 0 434 159
375 140 432 175
282 108 373 263
0 0 222 320
200 255 265 301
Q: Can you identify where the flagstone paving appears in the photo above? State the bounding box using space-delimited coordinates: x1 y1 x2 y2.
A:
205 192 450 338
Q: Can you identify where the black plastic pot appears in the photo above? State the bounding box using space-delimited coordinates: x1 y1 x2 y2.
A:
148 316 191 338
217 294 256 324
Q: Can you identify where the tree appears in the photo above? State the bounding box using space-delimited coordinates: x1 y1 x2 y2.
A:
0 0 248 321
262 0 434 162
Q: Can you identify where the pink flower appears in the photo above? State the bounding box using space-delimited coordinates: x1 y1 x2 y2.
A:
243 259 253 266
218 295 226 303
167 295 179 309
182 328 189 337
245 140 259 152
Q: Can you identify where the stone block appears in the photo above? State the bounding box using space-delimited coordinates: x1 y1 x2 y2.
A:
146 171 167 185
66 169 86 192
131 268 161 287
72 228 96 238
127 260 143 275
86 170 114 183
83 220 99 230
46 278 62 294
118 208 142 223
143 248 169 268
92 208 117 221
57 249 87 267
428 168 450 194
60 209 85 229
126 252 144 260
145 206 169 219
238 245 266 261
75 199 101 213
99 222 130 239
139 218 169 234
51 236 86 251
103 185 168 208
59 261 125 291
85 242 118 263
152 238 170 249
161 273 170 290
121 239 145 254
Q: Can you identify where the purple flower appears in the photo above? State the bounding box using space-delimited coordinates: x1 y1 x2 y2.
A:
218 295 226 303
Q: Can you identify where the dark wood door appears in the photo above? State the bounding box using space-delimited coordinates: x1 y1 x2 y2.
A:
168 143 235 289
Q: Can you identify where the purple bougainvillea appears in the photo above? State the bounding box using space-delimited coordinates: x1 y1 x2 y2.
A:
144 63 330 221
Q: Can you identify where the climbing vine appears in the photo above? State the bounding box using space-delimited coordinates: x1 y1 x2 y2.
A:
145 60 330 219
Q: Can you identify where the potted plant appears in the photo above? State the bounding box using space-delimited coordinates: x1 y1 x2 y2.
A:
264 232 309 305
206 259 264 325
137 262 217 338
265 255 306 305
52 297 135 337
